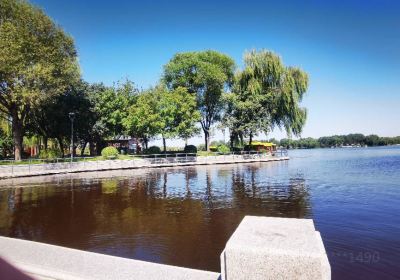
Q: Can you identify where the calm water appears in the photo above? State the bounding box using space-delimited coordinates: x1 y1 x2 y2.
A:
0 147 399 279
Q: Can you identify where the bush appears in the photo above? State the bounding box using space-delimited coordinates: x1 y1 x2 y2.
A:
217 144 230 154
209 145 218 152
145 146 161 154
39 148 62 159
101 146 119 159
184 145 197 154
231 146 242 152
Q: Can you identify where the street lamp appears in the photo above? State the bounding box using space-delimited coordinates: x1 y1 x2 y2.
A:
69 112 76 162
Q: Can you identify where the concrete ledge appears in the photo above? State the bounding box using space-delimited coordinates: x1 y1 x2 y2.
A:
0 236 220 280
220 216 330 280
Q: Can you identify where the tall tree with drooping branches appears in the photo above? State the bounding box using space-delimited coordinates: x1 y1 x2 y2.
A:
224 49 308 145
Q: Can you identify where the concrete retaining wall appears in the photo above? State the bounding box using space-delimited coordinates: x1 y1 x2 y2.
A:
0 154 289 179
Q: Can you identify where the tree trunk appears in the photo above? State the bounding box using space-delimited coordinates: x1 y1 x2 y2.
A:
81 141 87 156
57 137 64 157
11 111 24 161
43 136 48 151
230 132 235 151
162 137 166 153
249 132 253 145
89 142 95 156
204 129 210 152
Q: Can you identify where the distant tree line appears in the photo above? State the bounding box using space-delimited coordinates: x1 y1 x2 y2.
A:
278 134 400 149
1 0 310 160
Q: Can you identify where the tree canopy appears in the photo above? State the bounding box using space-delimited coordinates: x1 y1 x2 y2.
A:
223 49 308 146
280 134 400 149
163 50 235 151
0 0 80 160
88 80 138 139
123 84 200 152
156 85 200 152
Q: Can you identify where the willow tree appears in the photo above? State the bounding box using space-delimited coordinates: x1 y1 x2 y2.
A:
163 50 235 151
0 0 80 160
224 50 308 145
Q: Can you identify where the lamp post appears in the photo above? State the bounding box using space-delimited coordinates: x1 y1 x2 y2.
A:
69 112 76 162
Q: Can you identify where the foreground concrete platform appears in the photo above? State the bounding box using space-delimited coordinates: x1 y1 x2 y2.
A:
0 237 220 280
0 216 330 280
220 216 331 280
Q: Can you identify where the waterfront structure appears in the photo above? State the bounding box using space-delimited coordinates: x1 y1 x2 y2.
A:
249 142 277 153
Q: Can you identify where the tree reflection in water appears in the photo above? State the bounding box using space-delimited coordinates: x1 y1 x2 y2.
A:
0 162 311 272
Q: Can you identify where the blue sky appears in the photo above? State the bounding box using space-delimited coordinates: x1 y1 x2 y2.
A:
32 0 400 143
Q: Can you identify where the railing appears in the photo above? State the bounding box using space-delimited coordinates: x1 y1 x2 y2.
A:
0 149 288 178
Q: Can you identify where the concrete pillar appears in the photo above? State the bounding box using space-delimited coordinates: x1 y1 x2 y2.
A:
220 216 331 280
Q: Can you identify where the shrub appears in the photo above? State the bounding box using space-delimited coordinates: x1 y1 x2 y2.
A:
145 146 161 154
243 145 251 151
101 146 119 159
184 145 197 154
232 146 242 152
209 145 218 152
39 148 62 159
217 144 230 154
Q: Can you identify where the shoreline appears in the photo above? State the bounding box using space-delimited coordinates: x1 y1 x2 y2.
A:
0 154 289 180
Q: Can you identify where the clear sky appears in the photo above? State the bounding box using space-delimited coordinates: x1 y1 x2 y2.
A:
31 0 400 144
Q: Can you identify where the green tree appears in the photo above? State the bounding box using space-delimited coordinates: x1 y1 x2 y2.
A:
123 90 163 149
163 50 235 151
88 80 138 139
224 50 308 145
0 0 80 160
156 85 200 152
365 134 380 146
344 133 366 146
29 81 97 156
0 118 13 158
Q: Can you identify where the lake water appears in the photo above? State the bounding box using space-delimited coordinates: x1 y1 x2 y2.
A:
0 147 399 279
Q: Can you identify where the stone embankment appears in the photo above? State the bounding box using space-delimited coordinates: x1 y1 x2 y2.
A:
0 153 289 179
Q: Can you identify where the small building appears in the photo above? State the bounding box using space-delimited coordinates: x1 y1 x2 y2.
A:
250 141 277 153
106 137 142 154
